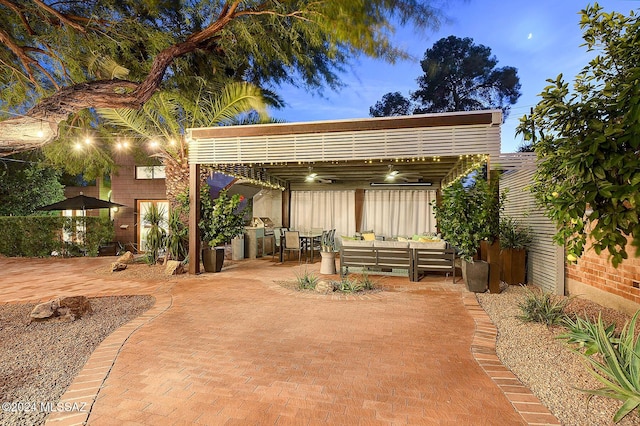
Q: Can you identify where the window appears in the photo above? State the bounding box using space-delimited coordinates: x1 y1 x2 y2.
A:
136 165 166 179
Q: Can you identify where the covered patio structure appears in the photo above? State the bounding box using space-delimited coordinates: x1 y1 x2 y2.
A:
186 110 503 275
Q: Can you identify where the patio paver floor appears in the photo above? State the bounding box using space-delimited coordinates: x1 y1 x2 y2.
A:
0 256 559 425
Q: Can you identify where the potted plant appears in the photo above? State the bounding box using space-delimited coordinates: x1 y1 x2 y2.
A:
433 176 502 292
499 216 533 285
319 230 337 274
199 187 247 272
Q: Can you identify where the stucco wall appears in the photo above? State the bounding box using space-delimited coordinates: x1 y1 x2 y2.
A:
110 156 166 247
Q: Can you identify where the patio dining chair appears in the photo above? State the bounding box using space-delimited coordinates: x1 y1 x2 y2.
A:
283 231 302 263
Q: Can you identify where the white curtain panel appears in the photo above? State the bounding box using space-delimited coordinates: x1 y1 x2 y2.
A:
362 190 437 238
290 190 356 237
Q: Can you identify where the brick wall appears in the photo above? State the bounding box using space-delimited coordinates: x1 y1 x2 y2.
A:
566 233 640 312
110 155 166 247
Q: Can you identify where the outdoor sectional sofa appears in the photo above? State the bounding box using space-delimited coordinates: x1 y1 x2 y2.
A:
339 239 457 282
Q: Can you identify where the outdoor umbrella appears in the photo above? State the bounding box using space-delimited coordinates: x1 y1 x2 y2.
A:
37 194 124 212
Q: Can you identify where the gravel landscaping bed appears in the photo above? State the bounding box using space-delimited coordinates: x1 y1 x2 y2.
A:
0 295 154 426
478 285 640 426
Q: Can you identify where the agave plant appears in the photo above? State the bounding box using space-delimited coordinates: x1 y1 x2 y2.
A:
559 311 640 423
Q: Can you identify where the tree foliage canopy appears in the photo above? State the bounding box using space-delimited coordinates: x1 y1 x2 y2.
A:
369 91 413 117
0 0 443 155
0 153 64 215
517 4 640 267
369 35 521 119
412 36 521 117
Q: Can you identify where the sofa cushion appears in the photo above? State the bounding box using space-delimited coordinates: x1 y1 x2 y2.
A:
361 232 376 241
374 240 409 248
341 239 374 247
409 240 447 250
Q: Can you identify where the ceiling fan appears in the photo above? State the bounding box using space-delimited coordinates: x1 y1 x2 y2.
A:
305 166 335 184
383 165 424 183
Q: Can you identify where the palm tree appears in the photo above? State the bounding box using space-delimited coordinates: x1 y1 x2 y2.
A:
97 82 271 209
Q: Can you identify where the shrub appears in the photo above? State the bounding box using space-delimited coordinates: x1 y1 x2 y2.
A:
296 269 318 290
559 311 640 423
517 286 571 326
334 276 364 293
0 216 113 257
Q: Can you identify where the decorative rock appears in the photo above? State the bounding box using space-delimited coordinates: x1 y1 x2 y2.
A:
30 296 92 323
111 262 127 272
165 260 185 275
116 251 134 264
315 280 334 294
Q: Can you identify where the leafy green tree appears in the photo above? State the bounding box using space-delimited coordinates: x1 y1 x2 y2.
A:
412 36 521 118
0 153 64 215
0 0 443 155
369 92 413 117
517 4 640 267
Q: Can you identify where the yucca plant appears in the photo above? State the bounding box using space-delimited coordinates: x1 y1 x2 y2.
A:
166 207 188 261
559 311 640 423
516 286 571 326
143 203 167 265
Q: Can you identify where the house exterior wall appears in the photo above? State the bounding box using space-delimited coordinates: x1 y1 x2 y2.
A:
566 234 640 315
110 155 166 247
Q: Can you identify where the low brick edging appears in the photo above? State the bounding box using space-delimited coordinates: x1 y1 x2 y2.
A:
462 293 561 426
44 288 174 426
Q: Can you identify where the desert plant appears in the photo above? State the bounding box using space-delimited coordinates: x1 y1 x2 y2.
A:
321 231 336 252
517 286 571 326
143 204 167 265
559 311 640 423
360 271 377 290
500 216 533 250
295 269 318 290
334 276 364 293
166 207 188 261
560 314 618 356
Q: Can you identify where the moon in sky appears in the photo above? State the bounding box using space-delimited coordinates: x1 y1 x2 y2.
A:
528 33 533 40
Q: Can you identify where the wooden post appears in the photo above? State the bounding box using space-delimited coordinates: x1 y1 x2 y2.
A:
188 163 201 274
281 188 291 228
354 188 365 233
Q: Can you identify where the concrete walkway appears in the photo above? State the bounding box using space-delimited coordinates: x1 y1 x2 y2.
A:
0 256 559 425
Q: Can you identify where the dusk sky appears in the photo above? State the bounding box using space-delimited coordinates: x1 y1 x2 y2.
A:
270 0 639 153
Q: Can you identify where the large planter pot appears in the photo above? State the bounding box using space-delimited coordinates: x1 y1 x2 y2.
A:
320 251 337 275
461 260 489 293
501 248 526 285
202 246 225 272
231 236 244 261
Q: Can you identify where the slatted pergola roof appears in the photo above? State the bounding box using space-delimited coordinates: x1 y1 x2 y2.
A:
186 110 503 190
